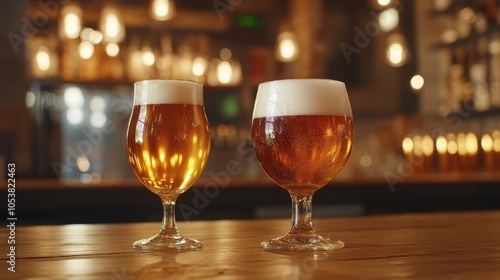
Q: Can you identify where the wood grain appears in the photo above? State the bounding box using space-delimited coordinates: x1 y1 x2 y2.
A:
2 211 500 279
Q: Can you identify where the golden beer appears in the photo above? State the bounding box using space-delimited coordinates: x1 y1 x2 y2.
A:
126 103 210 198
126 79 209 250
252 115 353 195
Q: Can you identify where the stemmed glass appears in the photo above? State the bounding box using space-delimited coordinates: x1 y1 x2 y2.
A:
251 79 354 251
126 80 210 250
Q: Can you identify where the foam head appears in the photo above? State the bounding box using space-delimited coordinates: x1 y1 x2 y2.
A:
252 79 352 119
134 80 204 106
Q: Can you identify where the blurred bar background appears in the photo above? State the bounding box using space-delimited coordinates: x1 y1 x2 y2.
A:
1 0 499 224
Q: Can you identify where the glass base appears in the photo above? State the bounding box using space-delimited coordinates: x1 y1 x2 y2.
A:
133 233 203 250
261 233 344 251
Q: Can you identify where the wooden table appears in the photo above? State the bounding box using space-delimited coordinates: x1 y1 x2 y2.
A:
3 210 500 279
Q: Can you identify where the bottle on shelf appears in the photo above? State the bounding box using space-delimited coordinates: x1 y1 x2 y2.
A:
470 38 492 111
490 32 500 107
447 47 467 112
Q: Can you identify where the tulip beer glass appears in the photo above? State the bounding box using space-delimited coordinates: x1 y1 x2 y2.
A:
126 80 210 250
252 79 354 251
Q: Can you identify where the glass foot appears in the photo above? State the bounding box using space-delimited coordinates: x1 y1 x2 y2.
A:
261 233 344 251
133 233 203 250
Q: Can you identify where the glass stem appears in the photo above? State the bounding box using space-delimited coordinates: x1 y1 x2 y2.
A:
160 199 180 236
289 194 315 235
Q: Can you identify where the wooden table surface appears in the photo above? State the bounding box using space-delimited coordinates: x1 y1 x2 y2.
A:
3 210 500 279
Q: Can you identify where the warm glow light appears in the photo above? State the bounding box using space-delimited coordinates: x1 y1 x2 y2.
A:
106 14 120 37
105 43 120 57
36 47 51 71
388 43 403 64
80 28 92 41
457 133 467 156
413 135 423 156
386 34 408 67
217 61 232 84
422 135 434 156
64 87 84 108
465 133 478 155
276 31 299 62
481 134 493 152
88 30 103 45
442 29 458 44
436 136 447 154
493 131 500 152
79 41 94 59
279 39 297 60
100 5 125 43
76 155 90 172
378 0 391 7
143 50 156 66
434 0 451 11
447 134 458 155
192 56 207 77
411 74 424 91
458 7 477 24
489 39 500 55
379 8 399 32
402 136 413 154
150 0 176 21
59 4 82 39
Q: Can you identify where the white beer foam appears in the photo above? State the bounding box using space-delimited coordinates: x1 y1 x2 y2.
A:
252 79 352 119
134 80 204 105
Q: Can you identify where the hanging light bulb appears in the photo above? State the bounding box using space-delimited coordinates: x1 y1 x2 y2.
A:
275 30 299 62
386 33 409 67
216 48 241 85
59 4 82 39
410 74 425 91
150 0 176 21
192 57 208 77
32 38 59 78
217 61 233 84
99 5 126 43
378 8 399 32
36 46 51 72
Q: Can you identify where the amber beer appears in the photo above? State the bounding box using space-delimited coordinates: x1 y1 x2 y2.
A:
252 79 353 195
252 115 353 194
126 80 210 198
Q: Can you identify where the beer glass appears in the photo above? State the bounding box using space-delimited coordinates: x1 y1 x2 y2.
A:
252 79 354 251
126 80 210 250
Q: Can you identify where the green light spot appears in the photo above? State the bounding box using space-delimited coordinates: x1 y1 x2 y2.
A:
221 95 239 119
235 15 265 28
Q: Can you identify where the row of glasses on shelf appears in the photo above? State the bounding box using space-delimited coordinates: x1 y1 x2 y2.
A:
402 131 500 174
